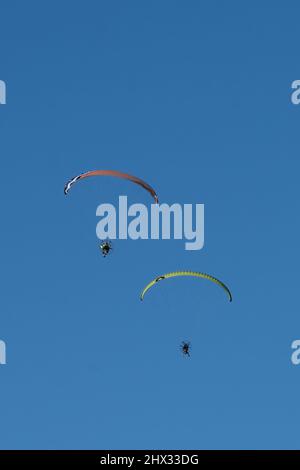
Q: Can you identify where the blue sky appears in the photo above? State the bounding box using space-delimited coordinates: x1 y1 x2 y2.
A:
0 0 300 449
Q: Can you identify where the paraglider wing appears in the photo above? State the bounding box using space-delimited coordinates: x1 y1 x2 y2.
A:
140 271 232 302
64 174 82 195
64 170 159 203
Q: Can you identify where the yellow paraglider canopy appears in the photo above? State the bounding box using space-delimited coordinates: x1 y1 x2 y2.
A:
140 271 232 302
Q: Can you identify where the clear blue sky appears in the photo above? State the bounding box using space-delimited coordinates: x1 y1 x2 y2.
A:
0 0 300 450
